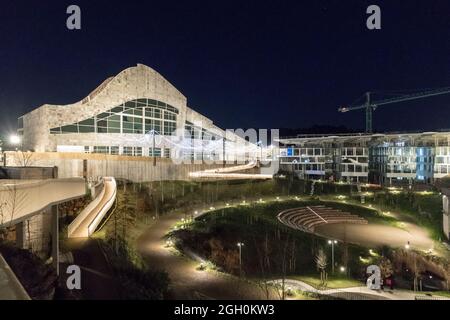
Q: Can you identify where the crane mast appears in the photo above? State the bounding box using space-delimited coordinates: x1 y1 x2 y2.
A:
339 87 450 133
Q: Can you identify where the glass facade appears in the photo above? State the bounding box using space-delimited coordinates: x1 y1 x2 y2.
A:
123 146 142 157
50 99 178 136
185 121 219 140
149 147 162 157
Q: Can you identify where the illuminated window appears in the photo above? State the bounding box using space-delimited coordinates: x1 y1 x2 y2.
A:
149 147 162 157
50 99 178 135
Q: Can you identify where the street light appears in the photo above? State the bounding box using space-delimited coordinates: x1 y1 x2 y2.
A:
405 241 418 291
147 129 157 166
237 242 244 277
9 134 21 145
405 241 410 250
328 240 338 274
9 134 21 152
256 140 263 161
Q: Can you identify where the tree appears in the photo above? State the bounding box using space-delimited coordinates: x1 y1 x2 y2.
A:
315 248 328 288
378 257 394 279
12 151 35 167
0 184 27 242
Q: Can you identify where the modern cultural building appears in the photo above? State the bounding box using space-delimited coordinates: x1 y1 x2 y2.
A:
278 131 450 186
18 64 254 162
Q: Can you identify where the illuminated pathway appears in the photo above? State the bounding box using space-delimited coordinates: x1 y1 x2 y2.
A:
135 195 439 300
68 177 117 238
189 161 273 180
136 199 280 299
269 279 450 300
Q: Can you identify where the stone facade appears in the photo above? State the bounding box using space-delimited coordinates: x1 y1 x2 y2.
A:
19 64 248 157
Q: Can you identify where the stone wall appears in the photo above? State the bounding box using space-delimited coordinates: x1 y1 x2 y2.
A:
0 166 57 180
16 209 52 259
4 151 241 183
19 64 235 152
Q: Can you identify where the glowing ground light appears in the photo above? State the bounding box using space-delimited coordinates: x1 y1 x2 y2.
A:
226 203 230 206
165 240 173 247
417 191 433 196
359 256 370 264
209 207 215 210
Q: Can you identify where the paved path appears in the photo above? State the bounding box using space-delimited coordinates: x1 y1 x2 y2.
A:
136 202 279 300
0 178 85 227
134 195 441 300
0 254 30 300
69 177 116 238
63 238 120 300
270 279 450 300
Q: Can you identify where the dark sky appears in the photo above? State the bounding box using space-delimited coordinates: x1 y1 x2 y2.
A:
1 0 450 137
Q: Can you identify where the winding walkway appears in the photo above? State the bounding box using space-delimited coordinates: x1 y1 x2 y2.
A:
135 195 438 300
269 279 450 300
136 204 278 300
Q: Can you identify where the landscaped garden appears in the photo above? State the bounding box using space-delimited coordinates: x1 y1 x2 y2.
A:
89 177 450 297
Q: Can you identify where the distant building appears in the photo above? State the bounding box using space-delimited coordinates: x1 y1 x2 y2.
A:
278 132 450 186
18 64 254 162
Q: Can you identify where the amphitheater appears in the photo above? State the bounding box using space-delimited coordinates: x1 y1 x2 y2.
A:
277 205 368 233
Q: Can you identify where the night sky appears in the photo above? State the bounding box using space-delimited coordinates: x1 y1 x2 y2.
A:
1 0 450 137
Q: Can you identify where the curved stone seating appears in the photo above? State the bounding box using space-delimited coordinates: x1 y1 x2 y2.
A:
277 205 368 233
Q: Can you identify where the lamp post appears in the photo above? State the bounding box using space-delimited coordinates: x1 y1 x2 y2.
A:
9 134 22 151
237 242 244 277
151 130 156 166
328 240 338 274
257 140 263 161
222 137 226 168
405 241 418 291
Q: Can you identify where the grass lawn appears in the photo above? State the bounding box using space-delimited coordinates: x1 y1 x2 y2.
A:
290 275 363 289
421 291 450 298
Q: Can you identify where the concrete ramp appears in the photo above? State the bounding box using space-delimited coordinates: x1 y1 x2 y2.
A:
189 161 272 180
68 177 117 238
0 254 30 300
0 178 86 228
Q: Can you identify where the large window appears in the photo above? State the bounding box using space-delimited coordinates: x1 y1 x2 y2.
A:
149 147 162 157
50 99 178 136
123 146 142 157
185 121 220 140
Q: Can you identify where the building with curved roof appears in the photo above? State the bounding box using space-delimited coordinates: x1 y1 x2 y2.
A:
18 64 254 161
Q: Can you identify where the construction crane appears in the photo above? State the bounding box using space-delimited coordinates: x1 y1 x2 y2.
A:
338 87 450 133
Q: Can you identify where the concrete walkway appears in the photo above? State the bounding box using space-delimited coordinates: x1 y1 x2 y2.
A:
0 178 85 227
136 201 280 300
69 177 116 238
0 254 30 300
269 279 450 300
135 195 442 300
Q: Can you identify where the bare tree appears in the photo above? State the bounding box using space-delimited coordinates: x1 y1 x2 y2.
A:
315 248 328 288
253 234 273 299
0 184 28 242
12 151 35 167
